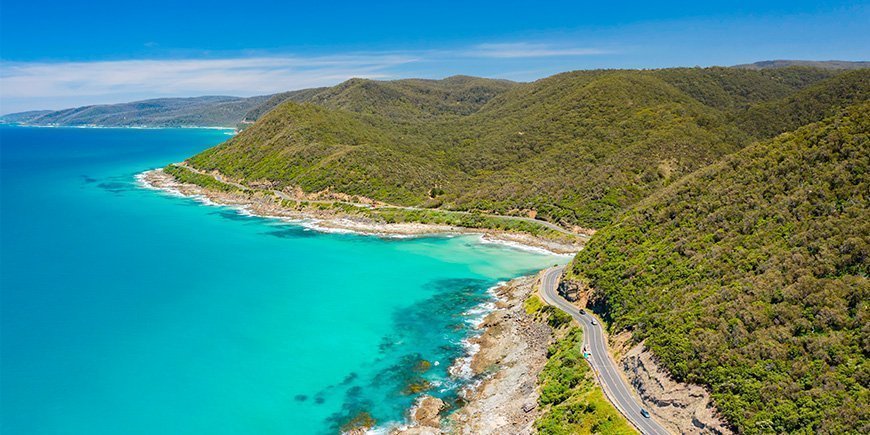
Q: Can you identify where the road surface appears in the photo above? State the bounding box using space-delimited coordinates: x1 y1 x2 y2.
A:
177 162 586 237
540 266 671 435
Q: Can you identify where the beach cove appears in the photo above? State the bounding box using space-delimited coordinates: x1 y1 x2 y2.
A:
0 126 567 434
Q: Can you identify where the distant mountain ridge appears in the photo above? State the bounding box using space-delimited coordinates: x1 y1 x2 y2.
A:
1 75 519 129
734 59 869 70
1 95 273 128
5 60 865 128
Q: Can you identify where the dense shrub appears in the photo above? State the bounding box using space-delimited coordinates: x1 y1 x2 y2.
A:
536 328 635 434
569 104 870 433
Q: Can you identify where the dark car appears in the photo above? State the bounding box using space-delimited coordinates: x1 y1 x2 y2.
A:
579 309 586 315
640 409 650 418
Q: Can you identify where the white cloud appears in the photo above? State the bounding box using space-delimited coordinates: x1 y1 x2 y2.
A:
466 42 609 58
0 42 611 113
0 54 418 112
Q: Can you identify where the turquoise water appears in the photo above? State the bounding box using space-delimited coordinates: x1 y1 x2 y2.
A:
0 126 565 434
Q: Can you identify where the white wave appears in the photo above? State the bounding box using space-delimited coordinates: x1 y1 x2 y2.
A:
447 281 507 380
476 234 574 257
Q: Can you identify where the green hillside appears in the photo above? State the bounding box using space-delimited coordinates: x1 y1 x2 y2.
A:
241 87 329 123
652 66 839 111
733 60 870 71
173 66 869 432
567 104 869 433
738 69 870 138
187 67 863 229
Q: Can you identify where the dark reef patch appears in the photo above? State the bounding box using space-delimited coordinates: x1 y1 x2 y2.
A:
262 226 317 239
321 277 500 429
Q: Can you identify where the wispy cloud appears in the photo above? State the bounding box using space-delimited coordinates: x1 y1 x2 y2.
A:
0 55 417 99
0 41 611 113
465 42 610 58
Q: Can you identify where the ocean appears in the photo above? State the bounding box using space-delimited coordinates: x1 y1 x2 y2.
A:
0 126 565 434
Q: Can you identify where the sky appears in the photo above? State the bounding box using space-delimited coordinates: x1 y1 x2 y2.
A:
1 0 868 113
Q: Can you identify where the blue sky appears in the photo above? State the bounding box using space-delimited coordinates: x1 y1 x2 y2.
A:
1 0 868 113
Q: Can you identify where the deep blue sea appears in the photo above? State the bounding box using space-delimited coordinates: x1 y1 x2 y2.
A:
0 126 565 434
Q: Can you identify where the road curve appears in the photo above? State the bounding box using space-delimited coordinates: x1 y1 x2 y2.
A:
177 163 586 238
540 266 671 435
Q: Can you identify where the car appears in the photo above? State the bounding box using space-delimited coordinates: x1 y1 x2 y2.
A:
579 309 586 315
591 319 598 325
640 409 650 418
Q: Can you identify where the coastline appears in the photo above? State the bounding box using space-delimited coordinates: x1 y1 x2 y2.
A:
137 168 581 256
394 274 552 434
2 123 237 131
137 168 566 433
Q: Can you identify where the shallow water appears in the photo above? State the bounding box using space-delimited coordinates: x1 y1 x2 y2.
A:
0 126 566 434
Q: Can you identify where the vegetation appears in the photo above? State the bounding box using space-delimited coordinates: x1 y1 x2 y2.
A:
733 60 870 71
166 65 870 432
536 327 637 434
163 164 249 194
738 69 870 138
0 96 274 128
241 87 329 123
163 163 576 242
524 294 546 316
186 67 867 229
568 104 869 433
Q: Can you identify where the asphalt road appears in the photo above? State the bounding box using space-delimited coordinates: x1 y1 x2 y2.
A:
178 162 586 237
540 266 671 435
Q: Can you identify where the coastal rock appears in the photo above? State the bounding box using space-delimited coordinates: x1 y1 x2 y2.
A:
448 275 552 435
410 395 444 428
620 342 732 434
142 168 583 255
391 396 444 435
556 276 589 305
340 411 376 434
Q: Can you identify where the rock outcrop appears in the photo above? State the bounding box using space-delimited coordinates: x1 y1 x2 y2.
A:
556 276 589 305
447 276 552 435
621 343 732 434
411 396 444 428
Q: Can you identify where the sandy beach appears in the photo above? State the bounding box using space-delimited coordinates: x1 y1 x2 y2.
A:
138 168 583 255
139 168 579 433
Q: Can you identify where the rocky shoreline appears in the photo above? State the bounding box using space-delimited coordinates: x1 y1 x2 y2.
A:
139 169 569 433
137 168 582 255
395 275 552 434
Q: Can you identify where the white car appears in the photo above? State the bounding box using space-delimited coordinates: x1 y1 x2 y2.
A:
591 319 598 325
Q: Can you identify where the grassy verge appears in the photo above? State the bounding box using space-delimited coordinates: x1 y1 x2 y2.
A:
164 164 250 194
165 165 581 244
527 295 637 434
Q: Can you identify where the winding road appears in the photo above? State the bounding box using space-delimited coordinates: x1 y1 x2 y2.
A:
540 266 671 435
176 162 586 237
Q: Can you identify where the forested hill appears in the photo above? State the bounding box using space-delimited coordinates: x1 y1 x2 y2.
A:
734 59 870 70
567 104 869 433
0 95 272 128
167 65 870 432
186 67 868 228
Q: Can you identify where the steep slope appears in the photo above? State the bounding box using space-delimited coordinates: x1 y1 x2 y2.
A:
652 66 839 111
566 104 869 433
443 71 750 227
189 103 457 204
187 67 851 229
734 60 869 70
738 69 870 138
241 87 329 123
303 75 518 120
